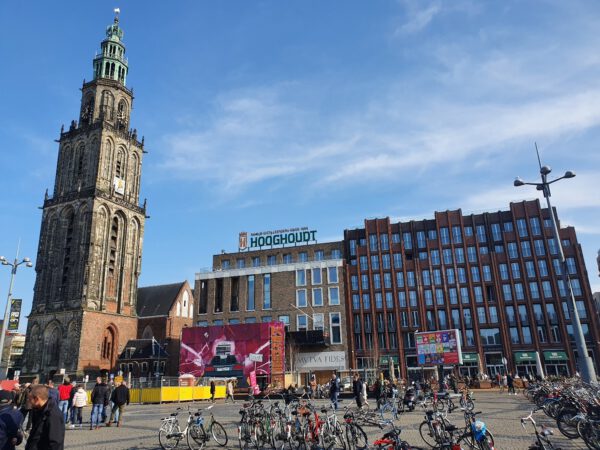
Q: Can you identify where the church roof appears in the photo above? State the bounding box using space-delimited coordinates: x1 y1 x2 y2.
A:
137 282 186 317
118 339 169 360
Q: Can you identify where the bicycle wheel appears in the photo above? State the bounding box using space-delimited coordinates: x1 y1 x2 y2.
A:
463 430 495 449
238 422 252 450
557 410 581 440
211 421 228 447
418 421 438 448
187 424 207 450
579 420 600 450
345 423 368 450
159 423 182 450
334 422 348 450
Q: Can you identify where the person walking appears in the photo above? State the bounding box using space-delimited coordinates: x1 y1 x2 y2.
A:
352 373 363 409
329 372 340 411
18 383 33 435
210 380 215 403
46 382 59 406
89 378 109 429
57 381 71 424
0 390 24 450
361 379 369 408
67 382 77 426
107 381 129 427
507 373 515 395
226 379 235 403
70 385 87 429
25 385 64 450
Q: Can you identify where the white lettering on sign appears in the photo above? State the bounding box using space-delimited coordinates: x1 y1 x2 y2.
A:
295 351 347 370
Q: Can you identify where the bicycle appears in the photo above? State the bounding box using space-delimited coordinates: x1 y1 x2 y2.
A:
343 409 369 450
187 404 228 450
373 420 411 450
521 409 562 450
158 407 192 450
319 407 347 450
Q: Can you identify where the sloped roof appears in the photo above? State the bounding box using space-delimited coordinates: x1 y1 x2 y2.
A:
118 339 169 360
137 282 186 317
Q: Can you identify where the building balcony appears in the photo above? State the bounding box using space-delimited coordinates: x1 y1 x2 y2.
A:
287 330 329 347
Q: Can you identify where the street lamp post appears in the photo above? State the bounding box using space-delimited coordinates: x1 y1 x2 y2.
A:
514 163 597 383
0 248 33 377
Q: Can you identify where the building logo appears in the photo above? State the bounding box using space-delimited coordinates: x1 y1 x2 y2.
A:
239 227 317 251
239 232 248 250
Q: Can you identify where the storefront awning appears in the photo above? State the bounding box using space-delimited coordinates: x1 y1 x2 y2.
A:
515 351 536 363
462 353 479 363
543 351 568 362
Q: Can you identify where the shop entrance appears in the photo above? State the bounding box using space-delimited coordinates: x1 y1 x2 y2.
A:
485 353 505 378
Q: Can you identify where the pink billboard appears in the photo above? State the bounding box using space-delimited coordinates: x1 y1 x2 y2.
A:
180 322 285 387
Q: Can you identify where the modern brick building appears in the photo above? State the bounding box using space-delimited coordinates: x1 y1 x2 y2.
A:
194 238 348 384
344 199 600 380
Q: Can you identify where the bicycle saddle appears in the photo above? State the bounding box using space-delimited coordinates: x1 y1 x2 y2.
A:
445 424 458 432
170 412 178 417
195 412 203 416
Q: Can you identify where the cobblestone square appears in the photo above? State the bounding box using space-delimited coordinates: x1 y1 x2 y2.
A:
57 391 586 450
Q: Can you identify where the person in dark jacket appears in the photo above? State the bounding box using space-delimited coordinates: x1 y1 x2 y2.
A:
210 380 215 403
106 381 129 427
507 373 515 395
352 373 363 409
329 373 339 411
0 390 23 450
89 378 109 429
46 382 59 406
24 385 64 450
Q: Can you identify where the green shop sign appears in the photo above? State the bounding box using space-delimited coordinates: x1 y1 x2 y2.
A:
515 352 536 363
543 351 568 361
239 227 317 250
379 356 400 365
462 353 479 363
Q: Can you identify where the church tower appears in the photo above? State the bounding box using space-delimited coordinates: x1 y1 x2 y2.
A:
23 11 145 377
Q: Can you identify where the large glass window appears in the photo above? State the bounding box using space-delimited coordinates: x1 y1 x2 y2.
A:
330 313 342 344
385 292 393 309
476 225 487 243
491 223 502 241
424 290 433 306
297 314 308 331
542 281 553 298
529 282 540 299
525 261 536 278
436 289 444 305
460 287 470 304
406 271 415 287
443 249 453 265
433 269 442 285
474 286 483 303
380 234 389 251
467 247 477 263
504 221 514 232
371 254 380 270
511 262 521 279
502 284 513 301
422 270 431 286
369 234 378 252
247 275 255 311
499 264 509 280
382 254 391 269
312 268 322 285
446 268 455 284
428 229 438 240
566 257 577 275
521 241 532 258
296 289 307 307
361 274 369 290
351 275 358 291
517 218 528 237
398 292 406 307
480 328 501 345
470 267 480 282
349 240 357 257
417 231 427 248
515 283 525 300
482 265 492 282
534 240 545 256
431 250 441 265
296 269 306 286
455 248 465 263
440 227 450 245
393 253 403 269
363 293 371 309
530 217 541 235
328 267 338 283
538 260 548 277
373 274 382 289
409 291 418 307
449 288 458 304
452 226 462 244
352 294 360 310
263 274 271 309
312 288 323 306
403 232 412 250
507 242 518 259
329 287 340 305
375 292 383 309
384 272 392 289
396 272 404 288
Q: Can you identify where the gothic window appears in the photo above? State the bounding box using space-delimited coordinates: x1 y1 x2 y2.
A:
61 209 75 291
81 96 94 124
117 100 128 129
27 324 41 371
101 326 116 364
130 153 139 198
44 324 61 368
66 321 78 368
108 217 118 277
76 144 85 180
110 63 115 78
115 148 126 179
100 90 114 120
142 325 153 339
103 140 113 179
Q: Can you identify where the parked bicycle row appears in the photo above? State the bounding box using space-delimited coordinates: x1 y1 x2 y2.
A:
524 378 600 449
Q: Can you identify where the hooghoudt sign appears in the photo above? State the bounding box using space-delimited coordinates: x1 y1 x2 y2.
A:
295 351 347 371
239 227 317 250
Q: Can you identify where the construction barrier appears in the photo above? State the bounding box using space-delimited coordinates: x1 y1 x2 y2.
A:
85 385 226 404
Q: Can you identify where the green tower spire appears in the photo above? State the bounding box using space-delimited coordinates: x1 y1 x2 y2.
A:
93 9 128 85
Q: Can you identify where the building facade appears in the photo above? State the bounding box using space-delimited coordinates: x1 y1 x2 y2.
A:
194 240 348 384
133 281 195 376
22 13 146 378
344 200 600 380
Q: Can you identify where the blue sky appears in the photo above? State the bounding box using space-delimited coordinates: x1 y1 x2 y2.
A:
1 1 600 333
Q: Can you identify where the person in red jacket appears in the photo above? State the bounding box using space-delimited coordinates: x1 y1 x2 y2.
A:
57 380 71 424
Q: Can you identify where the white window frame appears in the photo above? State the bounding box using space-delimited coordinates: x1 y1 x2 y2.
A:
312 288 323 307
296 289 307 307
328 286 340 305
329 312 342 344
297 314 308 331
313 313 324 331
296 269 307 286
312 268 322 285
328 267 338 284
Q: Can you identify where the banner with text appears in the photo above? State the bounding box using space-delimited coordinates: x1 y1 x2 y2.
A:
8 299 21 332
416 329 463 366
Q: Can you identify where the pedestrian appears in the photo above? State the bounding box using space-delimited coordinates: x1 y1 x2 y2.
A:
70 385 87 429
507 373 515 395
18 383 33 434
361 379 369 407
46 381 59 405
67 382 77 425
89 377 109 429
309 376 317 400
57 380 71 424
352 373 363 409
495 373 501 388
329 372 339 411
226 379 235 403
25 384 64 450
107 381 129 427
0 389 23 450
210 380 215 403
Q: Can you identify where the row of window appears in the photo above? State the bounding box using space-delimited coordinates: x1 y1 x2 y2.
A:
350 216 559 255
221 249 342 269
197 312 343 345
296 287 340 307
296 267 339 286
